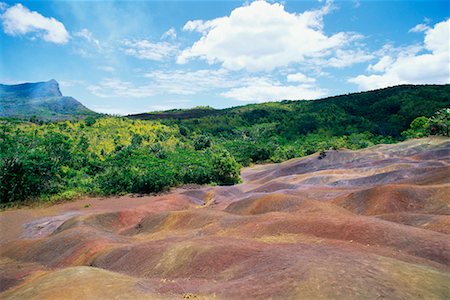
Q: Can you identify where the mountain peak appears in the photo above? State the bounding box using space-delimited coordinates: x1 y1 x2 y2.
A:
0 79 62 99
0 80 97 121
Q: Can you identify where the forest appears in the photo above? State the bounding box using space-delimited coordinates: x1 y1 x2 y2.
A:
1 84 449 205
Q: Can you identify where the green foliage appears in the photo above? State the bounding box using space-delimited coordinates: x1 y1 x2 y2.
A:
84 116 97 126
2 85 449 204
402 116 430 138
0 126 71 202
140 85 450 139
210 148 241 185
401 108 449 138
429 108 450 136
0 117 241 203
193 135 212 150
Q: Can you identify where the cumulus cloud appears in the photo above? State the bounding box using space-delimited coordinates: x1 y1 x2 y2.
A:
177 0 368 72
286 73 316 84
89 69 239 99
1 3 69 44
349 19 450 90
222 77 326 102
88 68 325 102
121 39 178 61
366 55 394 73
325 49 374 68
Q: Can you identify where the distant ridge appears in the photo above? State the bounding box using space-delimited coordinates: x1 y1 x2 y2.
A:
127 84 450 137
127 84 450 121
0 80 97 121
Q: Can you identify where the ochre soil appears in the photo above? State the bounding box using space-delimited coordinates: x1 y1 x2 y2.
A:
1 137 449 299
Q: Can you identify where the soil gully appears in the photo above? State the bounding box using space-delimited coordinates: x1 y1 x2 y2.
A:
1 137 449 299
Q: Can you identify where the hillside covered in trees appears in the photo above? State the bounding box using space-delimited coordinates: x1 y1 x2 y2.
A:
1 84 449 205
130 84 450 164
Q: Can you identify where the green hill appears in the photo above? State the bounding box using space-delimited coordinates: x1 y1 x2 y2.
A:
1 84 449 204
0 80 97 121
128 84 450 138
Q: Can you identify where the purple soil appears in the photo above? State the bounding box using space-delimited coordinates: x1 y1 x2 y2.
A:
1 137 450 299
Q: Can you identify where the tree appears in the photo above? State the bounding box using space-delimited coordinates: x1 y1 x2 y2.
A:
210 148 241 185
429 108 450 136
401 116 430 138
193 135 212 150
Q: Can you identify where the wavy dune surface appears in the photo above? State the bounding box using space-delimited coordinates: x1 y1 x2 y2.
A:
1 137 449 299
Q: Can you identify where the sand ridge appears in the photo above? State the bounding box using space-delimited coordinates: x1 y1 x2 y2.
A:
1 137 449 299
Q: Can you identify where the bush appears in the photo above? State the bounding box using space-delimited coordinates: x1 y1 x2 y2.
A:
429 108 449 136
210 148 241 185
96 167 134 195
193 135 212 150
401 116 430 138
132 168 177 194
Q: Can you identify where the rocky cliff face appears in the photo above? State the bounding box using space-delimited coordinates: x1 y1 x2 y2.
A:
0 79 62 99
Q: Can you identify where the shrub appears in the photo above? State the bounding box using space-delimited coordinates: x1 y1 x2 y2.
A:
210 148 241 185
429 108 449 136
193 135 212 150
401 116 430 138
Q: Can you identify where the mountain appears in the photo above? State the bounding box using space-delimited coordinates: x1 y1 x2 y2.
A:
0 80 97 121
128 84 450 137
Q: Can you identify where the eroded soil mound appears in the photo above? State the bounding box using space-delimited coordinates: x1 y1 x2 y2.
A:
1 137 449 299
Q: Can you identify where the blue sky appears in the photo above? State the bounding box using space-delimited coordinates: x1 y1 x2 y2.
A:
1 0 449 115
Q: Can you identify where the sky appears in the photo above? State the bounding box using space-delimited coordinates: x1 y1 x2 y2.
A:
0 0 449 115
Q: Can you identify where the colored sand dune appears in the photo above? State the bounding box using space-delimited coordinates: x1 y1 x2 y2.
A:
1 137 449 299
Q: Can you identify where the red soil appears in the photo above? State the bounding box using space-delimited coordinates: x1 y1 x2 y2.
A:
1 137 449 299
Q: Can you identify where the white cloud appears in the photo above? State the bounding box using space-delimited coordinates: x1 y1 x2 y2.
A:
144 69 239 95
88 78 156 98
286 72 316 84
161 27 177 40
71 28 103 57
178 0 367 71
74 28 100 49
367 56 394 73
121 39 178 61
326 49 374 68
349 19 450 90
409 23 429 33
88 68 326 103
88 69 238 99
59 79 86 88
1 3 69 44
222 77 326 102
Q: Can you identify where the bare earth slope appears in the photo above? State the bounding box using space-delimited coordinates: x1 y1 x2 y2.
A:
1 137 449 299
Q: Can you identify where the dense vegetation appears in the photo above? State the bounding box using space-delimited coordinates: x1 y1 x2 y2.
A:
402 108 450 138
1 84 449 205
131 85 450 165
0 117 240 204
